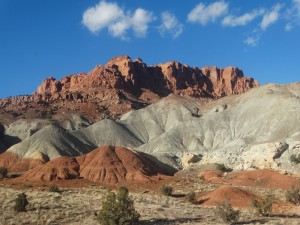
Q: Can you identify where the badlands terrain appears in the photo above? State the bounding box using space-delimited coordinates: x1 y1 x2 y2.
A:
0 56 300 224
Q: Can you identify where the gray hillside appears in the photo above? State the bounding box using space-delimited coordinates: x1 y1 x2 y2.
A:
3 83 300 172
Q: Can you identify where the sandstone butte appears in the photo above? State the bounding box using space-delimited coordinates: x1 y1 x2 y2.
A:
0 55 258 122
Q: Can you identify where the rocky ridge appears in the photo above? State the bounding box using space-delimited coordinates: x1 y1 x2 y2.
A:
0 55 257 125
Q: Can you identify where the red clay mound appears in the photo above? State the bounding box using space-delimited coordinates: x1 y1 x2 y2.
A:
197 186 259 208
198 170 224 183
14 145 167 184
77 145 163 184
228 169 298 189
0 152 44 172
21 157 80 182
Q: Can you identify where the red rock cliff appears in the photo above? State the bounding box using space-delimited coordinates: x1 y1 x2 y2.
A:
33 55 258 101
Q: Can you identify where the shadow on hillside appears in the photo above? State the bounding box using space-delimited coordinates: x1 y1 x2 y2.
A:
141 217 202 225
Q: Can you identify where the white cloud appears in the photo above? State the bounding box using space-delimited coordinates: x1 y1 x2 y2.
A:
284 0 300 31
158 11 183 39
222 9 265 27
260 3 283 30
294 0 300 17
188 1 228 25
244 36 260 47
285 23 293 31
82 1 124 33
82 1 155 39
244 29 262 47
131 8 154 37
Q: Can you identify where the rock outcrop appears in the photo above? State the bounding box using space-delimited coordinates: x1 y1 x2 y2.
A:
197 186 259 208
0 55 257 125
20 145 170 183
3 83 300 173
33 55 257 100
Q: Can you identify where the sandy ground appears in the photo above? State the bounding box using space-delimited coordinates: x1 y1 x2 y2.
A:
1 179 300 225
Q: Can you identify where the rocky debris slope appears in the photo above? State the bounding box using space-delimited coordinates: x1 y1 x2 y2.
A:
0 55 257 125
20 145 171 183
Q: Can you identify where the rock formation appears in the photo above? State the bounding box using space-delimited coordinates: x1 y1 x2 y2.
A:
197 186 259 208
20 145 170 183
2 83 300 174
0 55 257 125
33 55 257 100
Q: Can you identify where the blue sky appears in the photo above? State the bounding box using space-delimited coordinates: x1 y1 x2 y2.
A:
0 0 300 98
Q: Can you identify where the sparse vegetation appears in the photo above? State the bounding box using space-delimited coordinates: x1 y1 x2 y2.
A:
14 193 29 212
0 167 8 180
49 185 60 193
286 187 300 205
216 163 232 172
215 200 240 224
186 191 196 203
0 124 5 137
290 154 300 164
251 194 274 216
160 185 173 196
97 186 140 225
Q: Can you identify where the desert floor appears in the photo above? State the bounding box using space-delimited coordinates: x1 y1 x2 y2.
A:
1 167 300 225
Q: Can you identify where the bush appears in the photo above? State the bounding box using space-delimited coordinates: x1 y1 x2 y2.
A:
186 191 196 203
290 154 300 164
286 187 300 205
251 194 274 216
97 186 140 225
215 200 240 223
49 185 60 193
216 163 232 172
160 185 173 196
14 193 29 212
0 167 8 179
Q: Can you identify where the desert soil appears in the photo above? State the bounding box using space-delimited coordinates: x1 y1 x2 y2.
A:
1 168 300 225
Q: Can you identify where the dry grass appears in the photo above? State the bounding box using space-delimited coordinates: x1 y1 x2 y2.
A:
1 167 300 225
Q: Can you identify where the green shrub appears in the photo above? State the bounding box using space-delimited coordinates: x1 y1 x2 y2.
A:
286 187 300 205
49 185 60 193
97 186 140 225
14 193 29 212
290 154 300 164
251 194 274 216
215 200 240 223
216 163 232 172
160 185 173 196
0 167 8 179
186 191 196 203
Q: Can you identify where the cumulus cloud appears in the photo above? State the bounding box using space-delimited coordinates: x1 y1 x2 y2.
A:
188 1 228 25
158 11 183 39
131 8 154 37
82 1 155 39
222 9 265 27
260 3 283 30
82 1 124 33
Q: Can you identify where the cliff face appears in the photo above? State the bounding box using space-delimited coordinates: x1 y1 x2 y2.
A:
34 55 257 101
0 55 258 124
